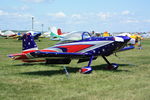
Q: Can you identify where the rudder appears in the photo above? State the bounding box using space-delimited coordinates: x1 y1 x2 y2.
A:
22 33 38 51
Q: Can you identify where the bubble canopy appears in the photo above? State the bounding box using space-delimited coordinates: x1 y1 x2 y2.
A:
61 31 91 42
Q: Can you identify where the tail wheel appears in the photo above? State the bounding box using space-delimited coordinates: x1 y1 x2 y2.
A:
107 63 119 70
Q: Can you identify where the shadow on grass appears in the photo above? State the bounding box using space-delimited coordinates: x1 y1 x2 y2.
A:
92 64 131 72
21 64 131 76
13 63 63 68
21 67 80 76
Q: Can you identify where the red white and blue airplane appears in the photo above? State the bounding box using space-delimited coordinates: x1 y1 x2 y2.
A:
8 31 134 74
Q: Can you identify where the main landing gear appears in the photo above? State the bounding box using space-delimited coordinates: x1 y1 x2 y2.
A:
79 56 93 74
79 55 119 74
102 56 119 70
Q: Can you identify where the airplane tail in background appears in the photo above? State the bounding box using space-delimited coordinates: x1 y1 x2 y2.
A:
57 28 62 35
22 33 38 52
49 27 63 40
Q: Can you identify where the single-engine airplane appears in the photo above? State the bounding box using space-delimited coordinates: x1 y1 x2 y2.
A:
8 31 134 74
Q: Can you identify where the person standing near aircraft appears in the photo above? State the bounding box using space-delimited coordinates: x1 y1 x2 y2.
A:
136 34 143 49
130 34 143 49
91 30 95 37
102 31 110 37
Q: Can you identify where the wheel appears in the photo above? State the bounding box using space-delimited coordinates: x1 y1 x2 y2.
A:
107 63 119 70
79 66 92 74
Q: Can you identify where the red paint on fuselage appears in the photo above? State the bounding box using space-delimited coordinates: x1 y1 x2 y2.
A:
39 49 57 52
57 45 93 53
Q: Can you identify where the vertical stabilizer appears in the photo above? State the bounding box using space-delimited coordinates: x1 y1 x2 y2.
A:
22 33 38 51
57 28 62 35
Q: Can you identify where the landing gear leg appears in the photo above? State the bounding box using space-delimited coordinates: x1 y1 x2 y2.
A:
102 56 119 70
79 56 93 74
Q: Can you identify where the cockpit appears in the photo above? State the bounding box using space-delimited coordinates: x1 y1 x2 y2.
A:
60 31 92 43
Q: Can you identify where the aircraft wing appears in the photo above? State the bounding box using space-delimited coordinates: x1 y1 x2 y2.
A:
29 51 92 59
23 51 93 64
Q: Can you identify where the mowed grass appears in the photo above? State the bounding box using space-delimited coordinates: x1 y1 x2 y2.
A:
0 37 150 100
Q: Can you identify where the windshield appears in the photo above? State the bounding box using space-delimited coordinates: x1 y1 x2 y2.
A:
60 31 91 43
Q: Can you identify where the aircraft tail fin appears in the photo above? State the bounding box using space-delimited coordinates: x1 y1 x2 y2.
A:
57 28 63 35
22 33 38 51
49 26 63 40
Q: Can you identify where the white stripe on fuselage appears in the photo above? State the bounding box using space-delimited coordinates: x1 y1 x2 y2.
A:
23 47 38 52
51 41 114 53
77 41 114 53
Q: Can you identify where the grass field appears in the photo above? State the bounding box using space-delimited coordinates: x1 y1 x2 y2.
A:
0 37 150 100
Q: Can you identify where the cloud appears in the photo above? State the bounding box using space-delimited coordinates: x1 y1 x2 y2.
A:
23 0 45 3
48 12 66 18
71 14 82 19
12 13 33 18
122 19 139 23
0 10 8 16
121 10 130 15
1 9 148 32
0 11 34 30
97 12 112 20
0 9 32 18
0 10 33 24
22 0 55 3
143 20 150 23
121 10 134 16
7 12 33 19
20 5 29 11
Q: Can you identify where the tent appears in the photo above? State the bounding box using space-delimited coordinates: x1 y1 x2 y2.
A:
0 30 16 37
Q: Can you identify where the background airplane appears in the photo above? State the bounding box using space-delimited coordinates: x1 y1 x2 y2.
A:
0 30 16 38
8 31 134 74
50 27 63 40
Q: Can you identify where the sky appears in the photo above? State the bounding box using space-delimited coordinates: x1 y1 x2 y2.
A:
0 0 150 32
